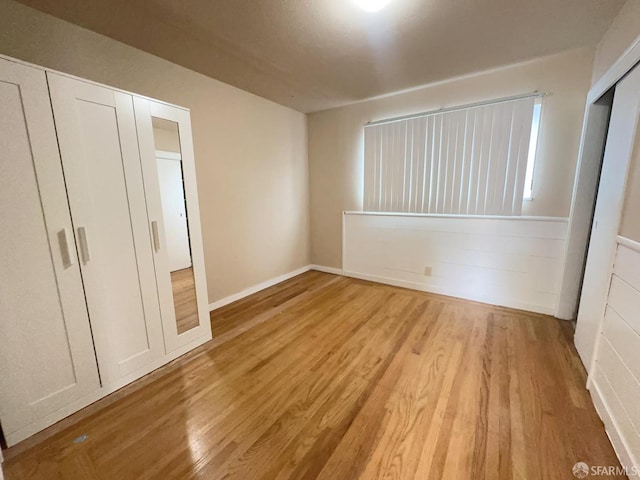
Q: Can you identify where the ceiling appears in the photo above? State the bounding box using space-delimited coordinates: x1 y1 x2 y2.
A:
16 0 625 112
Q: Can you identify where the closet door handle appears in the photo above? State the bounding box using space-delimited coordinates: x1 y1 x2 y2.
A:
58 228 75 269
77 227 91 264
151 221 161 252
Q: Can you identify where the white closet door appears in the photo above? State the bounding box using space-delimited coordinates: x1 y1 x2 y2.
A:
47 73 165 391
133 97 212 354
575 64 640 370
0 59 100 446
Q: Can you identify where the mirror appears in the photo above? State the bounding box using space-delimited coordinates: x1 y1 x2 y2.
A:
151 117 199 334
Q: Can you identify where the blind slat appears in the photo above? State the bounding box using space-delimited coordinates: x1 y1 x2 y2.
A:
364 96 537 215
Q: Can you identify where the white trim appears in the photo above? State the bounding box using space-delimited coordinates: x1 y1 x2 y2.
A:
343 211 569 222
557 95 614 321
342 212 347 276
589 35 640 103
155 149 181 161
208 265 311 311
310 264 343 275
589 377 638 475
554 226 570 319
342 270 556 315
617 235 640 254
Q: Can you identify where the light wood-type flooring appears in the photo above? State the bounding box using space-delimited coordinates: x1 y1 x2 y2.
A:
3 271 622 479
172 267 200 334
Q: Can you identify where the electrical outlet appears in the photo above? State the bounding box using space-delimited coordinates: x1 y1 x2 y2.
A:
423 266 432 276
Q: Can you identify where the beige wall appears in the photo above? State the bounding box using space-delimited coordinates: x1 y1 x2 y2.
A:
308 48 594 268
0 0 310 303
591 0 640 86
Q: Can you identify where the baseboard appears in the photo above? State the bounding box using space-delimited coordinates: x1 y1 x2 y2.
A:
309 264 343 275
589 378 638 474
208 265 311 311
342 270 555 315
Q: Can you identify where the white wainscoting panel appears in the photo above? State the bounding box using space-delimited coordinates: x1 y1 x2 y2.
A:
342 212 569 314
589 237 640 474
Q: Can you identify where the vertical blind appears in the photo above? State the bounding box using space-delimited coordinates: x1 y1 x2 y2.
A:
363 96 538 216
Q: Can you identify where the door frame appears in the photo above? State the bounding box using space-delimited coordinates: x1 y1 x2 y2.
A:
558 35 640 373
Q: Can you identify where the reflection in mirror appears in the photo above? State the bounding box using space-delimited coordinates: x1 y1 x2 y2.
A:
152 117 199 334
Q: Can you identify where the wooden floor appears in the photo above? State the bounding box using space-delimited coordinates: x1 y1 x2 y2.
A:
3 271 621 479
172 267 200 334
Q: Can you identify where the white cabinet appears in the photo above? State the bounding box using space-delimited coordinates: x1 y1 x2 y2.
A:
133 97 212 355
0 60 101 446
0 57 211 447
47 74 166 392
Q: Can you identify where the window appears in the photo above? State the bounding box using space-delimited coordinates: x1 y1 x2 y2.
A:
523 100 542 200
363 95 543 216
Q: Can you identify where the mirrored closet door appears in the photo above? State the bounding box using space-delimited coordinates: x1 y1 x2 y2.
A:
133 97 211 353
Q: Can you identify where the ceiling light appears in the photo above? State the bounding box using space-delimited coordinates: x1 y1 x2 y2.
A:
354 0 393 12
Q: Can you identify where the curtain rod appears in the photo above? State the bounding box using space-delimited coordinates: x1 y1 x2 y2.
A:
364 91 548 127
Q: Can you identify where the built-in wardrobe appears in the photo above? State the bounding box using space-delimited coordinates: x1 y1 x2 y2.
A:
0 55 212 446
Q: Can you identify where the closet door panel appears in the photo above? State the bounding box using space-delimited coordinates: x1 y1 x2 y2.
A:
575 64 640 369
47 73 164 389
0 60 100 446
133 97 212 354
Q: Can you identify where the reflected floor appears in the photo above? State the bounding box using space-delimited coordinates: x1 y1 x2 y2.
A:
171 267 199 334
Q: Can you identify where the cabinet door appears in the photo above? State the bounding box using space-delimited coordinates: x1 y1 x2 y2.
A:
0 59 100 446
133 97 212 355
47 73 165 391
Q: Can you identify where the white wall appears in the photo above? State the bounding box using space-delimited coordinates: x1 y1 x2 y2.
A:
343 213 568 314
309 48 594 269
0 0 310 303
